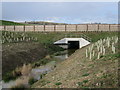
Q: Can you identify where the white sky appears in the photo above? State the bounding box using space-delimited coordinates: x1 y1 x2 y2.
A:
1 0 119 24
1 0 120 2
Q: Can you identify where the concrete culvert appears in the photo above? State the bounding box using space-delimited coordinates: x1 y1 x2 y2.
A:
68 41 79 49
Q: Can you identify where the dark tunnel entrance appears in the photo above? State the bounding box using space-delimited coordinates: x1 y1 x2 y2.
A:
68 41 79 49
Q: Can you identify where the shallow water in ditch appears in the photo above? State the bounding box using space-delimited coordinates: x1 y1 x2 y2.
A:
54 49 76 60
2 49 77 88
31 49 77 80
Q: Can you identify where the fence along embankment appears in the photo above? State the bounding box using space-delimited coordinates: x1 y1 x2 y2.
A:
0 24 119 32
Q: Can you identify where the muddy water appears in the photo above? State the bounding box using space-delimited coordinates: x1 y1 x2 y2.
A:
31 49 77 80
2 49 77 88
54 49 76 60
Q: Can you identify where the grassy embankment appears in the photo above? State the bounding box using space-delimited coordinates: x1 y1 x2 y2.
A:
32 32 119 88
0 20 66 25
24 21 67 25
2 31 118 83
1 21 64 83
0 20 27 25
2 31 65 82
1 20 119 86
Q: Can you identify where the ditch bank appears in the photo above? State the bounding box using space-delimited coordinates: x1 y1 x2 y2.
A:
2 42 47 76
2 42 63 78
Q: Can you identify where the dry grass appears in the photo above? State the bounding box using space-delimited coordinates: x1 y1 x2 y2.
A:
21 64 32 76
10 76 30 89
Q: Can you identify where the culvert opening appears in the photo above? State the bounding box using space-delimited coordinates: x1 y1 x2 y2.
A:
68 41 79 49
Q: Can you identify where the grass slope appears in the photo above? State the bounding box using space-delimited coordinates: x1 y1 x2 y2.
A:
2 31 65 81
32 45 119 88
0 20 26 25
2 31 119 86
32 33 119 88
25 32 118 44
0 20 67 26
25 21 67 25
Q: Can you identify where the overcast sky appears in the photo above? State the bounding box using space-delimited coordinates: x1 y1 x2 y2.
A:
2 2 118 24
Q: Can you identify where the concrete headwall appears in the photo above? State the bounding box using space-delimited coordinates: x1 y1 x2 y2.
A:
0 24 119 32
54 38 90 49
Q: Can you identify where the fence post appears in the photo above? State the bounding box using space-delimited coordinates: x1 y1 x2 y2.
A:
54 25 56 32
118 24 120 32
33 25 35 32
4 25 6 31
14 25 15 31
65 25 67 32
76 25 78 31
109 24 111 31
23 25 25 32
86 24 88 32
44 25 45 32
98 24 99 32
